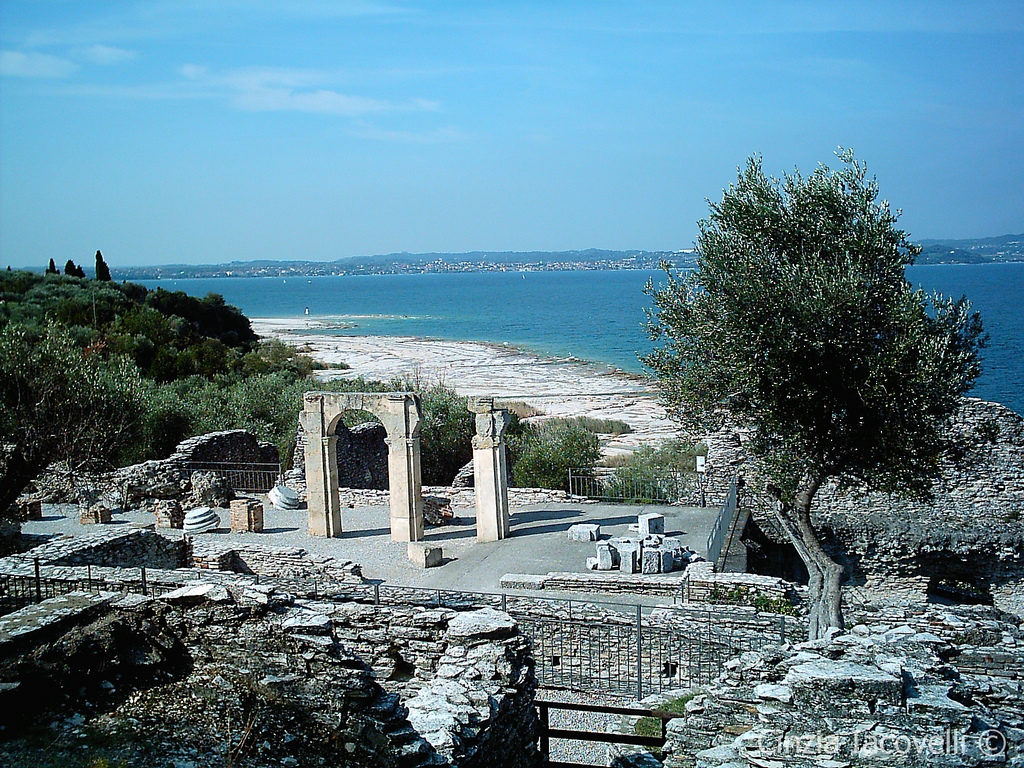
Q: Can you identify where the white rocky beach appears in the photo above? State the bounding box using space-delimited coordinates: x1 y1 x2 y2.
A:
252 317 682 455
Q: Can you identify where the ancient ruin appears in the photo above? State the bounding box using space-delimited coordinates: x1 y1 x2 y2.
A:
302 391 425 541
468 397 512 542
301 392 514 545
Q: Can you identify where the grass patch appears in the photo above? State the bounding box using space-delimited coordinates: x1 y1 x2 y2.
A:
634 691 699 737
545 415 633 435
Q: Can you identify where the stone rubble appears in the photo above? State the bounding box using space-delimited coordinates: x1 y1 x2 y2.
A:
658 603 1024 768
0 587 539 768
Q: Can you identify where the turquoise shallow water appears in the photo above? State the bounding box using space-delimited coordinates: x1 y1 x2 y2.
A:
141 263 1024 414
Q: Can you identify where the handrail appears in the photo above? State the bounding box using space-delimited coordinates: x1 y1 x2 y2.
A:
536 699 678 766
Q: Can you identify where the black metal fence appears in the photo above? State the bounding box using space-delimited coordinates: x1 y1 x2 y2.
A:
184 461 282 493
567 468 695 503
0 565 791 699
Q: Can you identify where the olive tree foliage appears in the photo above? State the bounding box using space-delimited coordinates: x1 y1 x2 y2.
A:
644 152 985 639
0 323 146 514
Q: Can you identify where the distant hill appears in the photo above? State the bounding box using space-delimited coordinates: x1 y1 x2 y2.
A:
916 233 1024 265
15 236 1023 280
109 249 694 280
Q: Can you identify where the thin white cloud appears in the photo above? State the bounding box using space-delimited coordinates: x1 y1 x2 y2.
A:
0 50 78 78
179 64 440 116
74 44 137 65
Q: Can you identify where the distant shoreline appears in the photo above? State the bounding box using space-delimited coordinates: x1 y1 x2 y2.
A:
251 317 680 454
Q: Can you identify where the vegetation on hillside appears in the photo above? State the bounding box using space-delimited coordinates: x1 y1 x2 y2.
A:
0 266 603 504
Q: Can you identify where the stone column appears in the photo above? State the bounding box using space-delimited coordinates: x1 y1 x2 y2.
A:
301 407 343 537
382 394 424 542
469 397 512 542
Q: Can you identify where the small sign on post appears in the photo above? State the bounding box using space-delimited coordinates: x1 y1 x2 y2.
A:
695 455 707 507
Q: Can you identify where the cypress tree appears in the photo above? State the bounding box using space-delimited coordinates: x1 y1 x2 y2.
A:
46 258 58 274
95 250 111 281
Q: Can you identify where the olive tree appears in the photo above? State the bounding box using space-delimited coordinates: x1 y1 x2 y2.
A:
0 323 146 514
643 151 984 639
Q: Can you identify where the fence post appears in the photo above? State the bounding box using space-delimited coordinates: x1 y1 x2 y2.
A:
501 592 507 612
636 604 643 701
87 564 92 592
537 702 550 761
34 558 42 602
141 567 148 596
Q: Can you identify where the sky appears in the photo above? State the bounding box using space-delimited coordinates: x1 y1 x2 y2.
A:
1 1 1022 267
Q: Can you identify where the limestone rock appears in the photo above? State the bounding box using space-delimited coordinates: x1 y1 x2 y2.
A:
568 523 601 541
446 608 516 641
184 471 232 508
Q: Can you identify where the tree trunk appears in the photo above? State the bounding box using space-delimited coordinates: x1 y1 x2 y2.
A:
770 475 845 641
0 448 43 520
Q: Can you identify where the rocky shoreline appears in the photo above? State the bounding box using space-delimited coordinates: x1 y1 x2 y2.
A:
251 317 682 455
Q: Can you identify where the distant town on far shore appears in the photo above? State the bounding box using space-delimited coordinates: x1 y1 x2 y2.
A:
50 233 1024 281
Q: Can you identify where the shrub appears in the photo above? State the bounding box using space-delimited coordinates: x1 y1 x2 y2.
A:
509 420 600 491
602 440 699 502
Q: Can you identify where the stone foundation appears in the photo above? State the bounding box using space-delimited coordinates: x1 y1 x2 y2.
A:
229 498 264 533
153 499 184 529
79 504 112 525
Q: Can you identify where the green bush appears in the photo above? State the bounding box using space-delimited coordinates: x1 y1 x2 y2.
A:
414 382 475 485
602 440 699 502
509 420 600 491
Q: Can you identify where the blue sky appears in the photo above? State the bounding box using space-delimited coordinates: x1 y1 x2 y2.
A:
1 1 1022 267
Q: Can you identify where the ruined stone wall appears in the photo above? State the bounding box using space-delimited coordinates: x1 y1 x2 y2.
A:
500 561 796 603
292 418 389 489
661 603 1024 768
190 538 363 583
0 587 539 768
4 528 188 570
173 429 279 465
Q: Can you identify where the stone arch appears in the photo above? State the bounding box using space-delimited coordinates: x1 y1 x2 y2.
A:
302 392 424 541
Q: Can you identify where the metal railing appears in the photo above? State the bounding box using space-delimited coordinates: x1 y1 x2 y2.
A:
0 563 789 700
184 461 282 493
705 477 739 567
567 469 694 503
536 699 678 767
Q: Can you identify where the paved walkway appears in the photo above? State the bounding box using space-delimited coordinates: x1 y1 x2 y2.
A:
24 500 719 594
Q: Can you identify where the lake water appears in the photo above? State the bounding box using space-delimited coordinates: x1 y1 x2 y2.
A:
141 263 1024 414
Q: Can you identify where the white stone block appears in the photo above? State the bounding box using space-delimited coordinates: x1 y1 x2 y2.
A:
586 556 599 570
567 523 601 542
641 547 662 574
638 513 665 537
596 544 615 571
408 543 443 568
617 540 640 573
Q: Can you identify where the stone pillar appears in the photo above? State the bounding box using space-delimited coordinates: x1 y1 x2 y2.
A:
469 397 512 543
382 394 424 542
301 407 343 537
